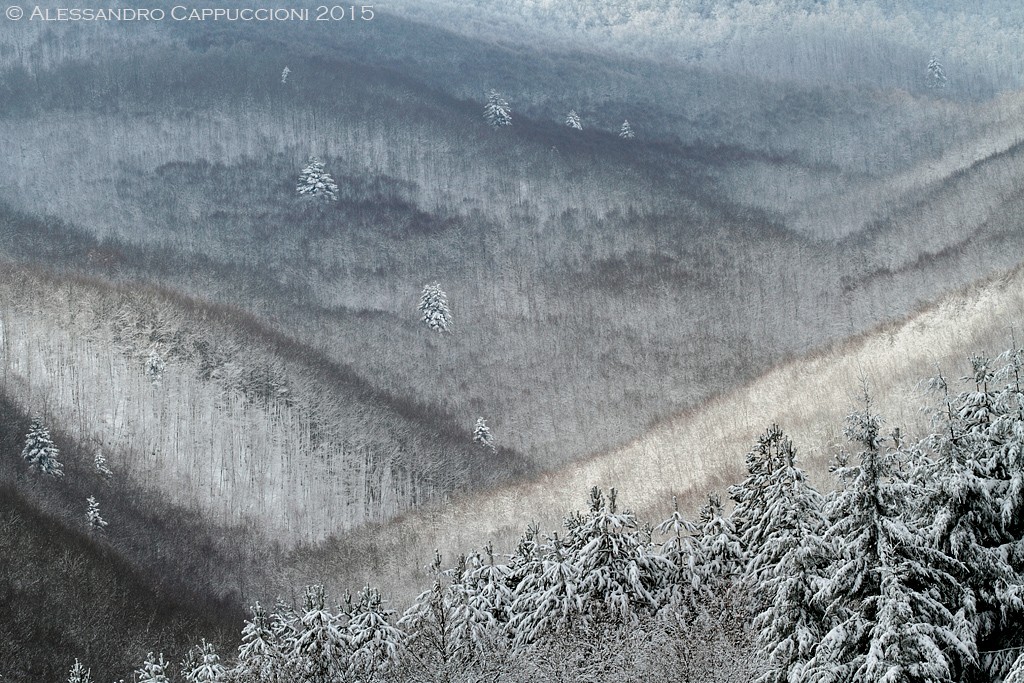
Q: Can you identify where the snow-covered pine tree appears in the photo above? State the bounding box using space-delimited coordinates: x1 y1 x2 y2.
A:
927 57 948 89
183 640 226 683
567 487 661 624
86 496 108 532
619 119 635 139
455 542 513 653
398 552 472 678
345 586 405 680
144 348 166 386
22 417 64 477
68 659 92 683
296 156 339 202
418 283 452 333
135 652 170 683
289 585 346 683
94 449 112 479
693 493 745 596
918 352 1024 680
565 109 582 130
750 437 829 683
281 66 291 84
654 495 700 605
729 424 790 577
472 417 495 452
236 602 281 682
806 402 974 683
483 89 512 128
507 530 582 647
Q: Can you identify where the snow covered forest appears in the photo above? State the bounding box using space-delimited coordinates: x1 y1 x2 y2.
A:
2 0 1024 679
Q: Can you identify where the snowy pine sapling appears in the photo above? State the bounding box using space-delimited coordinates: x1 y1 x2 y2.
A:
619 119 635 139
22 417 64 477
135 653 170 683
927 57 948 89
296 156 339 201
281 66 291 84
86 496 108 532
418 283 452 333
472 417 495 452
68 659 92 683
484 89 512 128
565 109 582 130
94 449 113 479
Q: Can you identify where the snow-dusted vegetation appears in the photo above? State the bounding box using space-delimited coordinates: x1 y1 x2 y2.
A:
2 0 1024 679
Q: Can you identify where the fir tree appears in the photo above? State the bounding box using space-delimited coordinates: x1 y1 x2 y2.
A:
927 57 948 89
565 109 582 130
236 602 281 682
654 495 700 602
22 417 63 478
184 640 226 683
729 424 791 577
68 659 92 683
296 156 338 202
345 586 405 680
290 585 346 683
483 89 512 128
507 530 582 647
281 66 290 84
456 543 513 653
135 652 170 683
693 493 745 595
418 283 452 333
86 496 108 532
94 449 112 479
398 552 471 682
472 417 495 452
619 119 635 139
806 403 974 683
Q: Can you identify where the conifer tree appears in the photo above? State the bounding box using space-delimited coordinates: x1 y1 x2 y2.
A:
619 119 635 139
806 402 974 683
236 602 281 682
296 156 339 201
290 585 346 683
654 495 700 602
184 640 226 683
565 109 582 130
68 659 92 683
456 542 513 652
22 417 64 477
86 496 108 532
472 417 495 452
135 652 170 683
398 552 471 682
145 348 166 385
281 66 290 84
345 586 405 680
418 283 452 333
927 57 948 89
94 449 113 479
483 89 512 128
693 493 745 594
730 424 790 576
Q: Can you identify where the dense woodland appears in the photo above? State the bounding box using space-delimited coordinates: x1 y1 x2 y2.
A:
2 0 1024 679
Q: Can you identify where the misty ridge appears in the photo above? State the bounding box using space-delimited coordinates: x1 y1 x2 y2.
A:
0 0 1023 680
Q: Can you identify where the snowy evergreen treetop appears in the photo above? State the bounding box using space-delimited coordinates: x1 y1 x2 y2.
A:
296 156 339 201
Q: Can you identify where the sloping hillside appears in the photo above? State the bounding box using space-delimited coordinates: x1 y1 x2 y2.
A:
287 260 1024 605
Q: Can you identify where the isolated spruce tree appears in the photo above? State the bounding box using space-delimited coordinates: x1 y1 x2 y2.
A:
22 417 63 478
472 417 495 452
806 402 974 683
236 602 281 682
418 283 452 333
86 496 108 532
68 659 92 683
619 119 635 139
483 89 512 128
93 449 112 479
565 109 582 130
296 156 339 202
135 652 170 683
281 66 291 84
927 57 948 89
